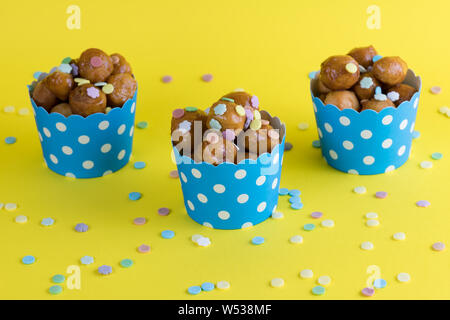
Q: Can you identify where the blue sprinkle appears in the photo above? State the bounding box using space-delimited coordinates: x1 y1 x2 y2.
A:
214 103 227 116
201 282 215 291
129 192 142 201
22 255 36 265
308 71 318 79
52 274 66 284
372 55 383 63
209 119 222 130
58 63 72 74
80 256 94 265
134 161 146 169
373 278 387 289
412 130 421 139
312 140 321 148
431 152 443 160
161 230 175 239
41 218 55 226
291 202 304 210
188 286 202 295
375 86 382 95
5 137 16 144
289 196 302 204
251 236 265 245
49 285 63 295
278 188 289 196
312 285 326 295
303 223 315 231
33 71 43 80
288 189 301 197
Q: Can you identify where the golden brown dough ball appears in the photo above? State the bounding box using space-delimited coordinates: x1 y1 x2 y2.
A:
69 84 107 117
106 73 137 107
78 48 114 83
361 98 395 112
44 71 75 101
32 81 58 111
387 84 416 106
199 139 237 166
316 77 332 95
372 57 408 86
111 53 132 75
352 72 380 100
320 55 360 90
238 121 279 154
324 91 360 111
348 46 377 69
221 91 259 109
50 103 72 117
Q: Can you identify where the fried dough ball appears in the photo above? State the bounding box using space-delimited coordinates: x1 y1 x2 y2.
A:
106 73 137 107
324 90 360 111
69 84 107 117
320 55 360 90
372 56 408 86
32 81 58 111
221 91 259 109
387 84 416 106
348 45 377 69
111 53 132 75
352 72 380 100
361 98 395 112
206 100 246 131
50 103 72 117
199 139 237 166
44 71 75 101
78 48 114 83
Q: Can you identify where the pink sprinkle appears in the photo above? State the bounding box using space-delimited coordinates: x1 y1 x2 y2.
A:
169 170 179 178
158 207 170 216
251 95 259 108
375 191 388 199
202 74 213 82
137 244 151 253
162 75 172 83
361 287 375 297
432 242 445 251
90 56 103 68
86 87 100 99
133 217 147 225
311 212 323 219
430 86 441 95
416 200 430 208
172 108 185 119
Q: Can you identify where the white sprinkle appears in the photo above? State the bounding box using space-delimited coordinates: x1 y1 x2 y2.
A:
439 106 449 114
5 203 17 211
374 93 387 101
365 212 378 219
317 275 331 286
216 281 230 289
397 273 411 283
18 108 30 116
354 186 367 194
321 219 335 228
289 235 303 244
420 161 433 169
272 211 284 219
361 241 374 250
3 106 15 113
299 269 314 279
366 219 380 227
0 203 3 209
15 215 28 223
196 237 211 247
393 232 406 241
270 278 284 288
298 122 309 130
191 234 203 243
387 91 400 102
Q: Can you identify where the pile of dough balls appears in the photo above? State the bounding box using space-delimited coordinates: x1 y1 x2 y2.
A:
31 48 137 117
171 90 281 165
315 46 417 112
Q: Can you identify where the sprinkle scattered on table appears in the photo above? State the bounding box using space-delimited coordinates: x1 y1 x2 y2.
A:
75 223 89 233
196 237 211 247
289 235 303 244
311 211 323 219
5 203 17 211
251 236 265 245
201 282 215 291
133 161 146 169
366 219 380 228
278 188 289 195
161 75 172 83
375 191 388 199
158 207 170 216
80 256 94 265
416 200 430 208
188 286 201 295
161 230 175 239
431 152 443 160
5 136 16 144
202 74 213 82
430 86 441 94
361 287 375 297
22 255 36 265
15 215 28 224
133 217 147 225
137 244 151 253
52 274 65 284
291 202 303 210
373 278 387 289
299 269 313 279
312 140 321 148
353 186 367 194
270 278 285 288
312 286 325 295
361 241 374 250
129 192 142 201
317 276 331 286
321 219 334 228
137 121 148 129
169 170 179 178
420 161 433 169
303 223 315 231
41 218 55 226
49 285 63 295
396 273 411 283
412 130 421 139
284 142 293 151
216 281 230 290
98 265 113 275
298 122 309 130
271 211 284 219
432 242 445 252
365 212 378 219
393 232 406 241
120 259 134 268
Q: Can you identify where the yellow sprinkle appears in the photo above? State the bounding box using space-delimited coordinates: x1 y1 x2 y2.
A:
235 105 245 116
102 84 114 94
250 119 262 130
254 110 261 120
76 79 90 86
105 107 112 114
74 78 89 83
345 63 358 74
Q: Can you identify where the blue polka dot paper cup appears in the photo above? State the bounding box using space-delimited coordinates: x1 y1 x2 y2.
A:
310 69 421 175
28 86 137 179
174 112 286 230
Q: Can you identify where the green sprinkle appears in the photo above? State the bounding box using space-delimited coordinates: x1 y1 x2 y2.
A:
120 259 133 268
52 274 65 284
312 286 325 295
221 97 234 103
137 121 148 129
185 107 198 112
303 223 315 231
49 285 63 295
61 57 72 64
431 152 443 160
312 140 321 148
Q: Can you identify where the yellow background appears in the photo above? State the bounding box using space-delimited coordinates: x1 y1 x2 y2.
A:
0 0 449 300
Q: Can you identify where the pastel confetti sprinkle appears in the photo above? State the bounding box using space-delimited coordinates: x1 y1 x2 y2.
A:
284 142 293 151
439 106 449 114
250 95 259 108
90 56 103 68
271 211 284 219
5 203 17 211
235 105 245 116
251 236 265 245
361 241 374 250
317 276 331 286
98 265 113 275
375 86 382 95
185 106 198 112
188 286 201 295
361 287 375 297
22 255 35 265
120 259 134 268
372 55 382 63
15 215 27 224
216 281 230 290
75 223 89 232
308 71 318 79
270 278 284 288
161 230 175 239
86 87 100 99
387 91 400 102
412 130 421 139
134 161 146 169
49 285 63 295
250 119 262 130
178 120 191 133
33 72 43 80
137 244 151 253
202 74 213 82
374 92 387 101
221 97 234 103
169 170 179 178
52 274 65 284
209 119 222 130
366 219 380 227
375 191 388 199
430 86 441 94
61 57 72 64
41 218 55 227
201 282 215 292
298 122 309 130
5 137 16 144
289 189 301 197
345 63 358 73
432 242 445 252
321 219 335 228
303 223 315 231
311 211 323 219
172 109 184 119
289 235 303 244
420 161 433 169
278 188 289 195
300 269 313 279
312 140 321 148
18 108 30 116
80 256 94 265
158 207 170 216
373 278 387 289
396 273 411 283
289 196 301 204
365 212 378 219
133 217 147 225
416 200 430 208
102 84 114 94
214 103 227 115
393 232 406 241
162 75 172 83
137 121 148 129
353 186 367 194
431 152 443 160
291 202 303 210
58 63 72 74
3 105 16 113
360 77 374 89
129 192 142 201
94 82 107 87
312 286 325 295
196 237 211 247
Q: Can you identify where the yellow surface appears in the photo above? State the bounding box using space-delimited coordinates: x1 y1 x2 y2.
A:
0 0 449 300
